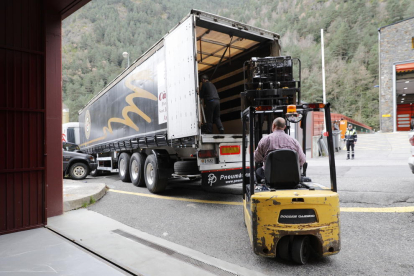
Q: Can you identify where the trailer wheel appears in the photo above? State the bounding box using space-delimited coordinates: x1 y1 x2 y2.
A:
119 153 131 182
174 161 199 175
130 153 146 187
277 236 291 261
69 163 89 180
144 154 167 193
291 236 310 265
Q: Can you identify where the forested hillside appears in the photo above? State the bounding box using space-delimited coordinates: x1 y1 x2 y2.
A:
63 0 414 128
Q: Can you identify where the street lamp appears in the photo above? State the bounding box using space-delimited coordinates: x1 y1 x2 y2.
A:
122 52 130 68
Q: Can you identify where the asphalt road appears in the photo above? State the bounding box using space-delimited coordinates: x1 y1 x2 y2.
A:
80 132 414 275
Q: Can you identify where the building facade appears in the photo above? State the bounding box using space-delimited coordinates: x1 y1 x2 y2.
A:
379 17 414 132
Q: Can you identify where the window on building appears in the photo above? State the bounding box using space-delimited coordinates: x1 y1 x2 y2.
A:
412 37 414 49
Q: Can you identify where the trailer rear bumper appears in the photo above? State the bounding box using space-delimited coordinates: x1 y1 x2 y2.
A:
201 167 250 186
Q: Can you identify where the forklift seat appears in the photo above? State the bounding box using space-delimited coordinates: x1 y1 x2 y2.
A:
264 149 300 189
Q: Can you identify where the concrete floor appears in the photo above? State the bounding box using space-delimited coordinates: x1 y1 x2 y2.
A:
0 227 127 276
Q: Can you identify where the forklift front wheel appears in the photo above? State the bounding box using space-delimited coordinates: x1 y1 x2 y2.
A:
291 236 311 265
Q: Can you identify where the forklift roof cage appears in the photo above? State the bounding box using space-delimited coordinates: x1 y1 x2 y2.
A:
241 103 338 199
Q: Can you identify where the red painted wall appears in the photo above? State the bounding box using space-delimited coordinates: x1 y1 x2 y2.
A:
45 1 63 218
0 0 46 234
0 0 90 234
312 112 373 137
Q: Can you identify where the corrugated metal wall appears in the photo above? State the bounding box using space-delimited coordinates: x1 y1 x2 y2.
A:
0 0 46 234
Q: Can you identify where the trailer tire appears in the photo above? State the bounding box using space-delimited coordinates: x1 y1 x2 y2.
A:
144 154 167 193
130 153 146 187
291 236 310 265
174 161 199 175
69 163 89 180
119 153 131 182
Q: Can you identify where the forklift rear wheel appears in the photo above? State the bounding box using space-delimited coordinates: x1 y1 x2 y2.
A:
119 153 131 182
130 153 146 187
291 236 310 265
144 154 168 193
277 236 291 261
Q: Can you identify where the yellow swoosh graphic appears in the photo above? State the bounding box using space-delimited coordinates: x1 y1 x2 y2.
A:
80 70 158 147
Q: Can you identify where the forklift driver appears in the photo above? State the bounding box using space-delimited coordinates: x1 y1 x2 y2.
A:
254 117 306 183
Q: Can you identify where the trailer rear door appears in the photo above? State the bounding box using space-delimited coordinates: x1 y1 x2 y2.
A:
165 16 198 139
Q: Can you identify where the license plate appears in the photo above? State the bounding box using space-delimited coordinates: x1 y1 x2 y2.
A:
200 158 215 164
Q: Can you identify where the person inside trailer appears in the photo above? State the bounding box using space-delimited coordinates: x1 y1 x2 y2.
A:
254 117 306 183
199 74 224 134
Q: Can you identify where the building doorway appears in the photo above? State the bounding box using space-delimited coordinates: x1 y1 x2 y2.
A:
396 63 414 131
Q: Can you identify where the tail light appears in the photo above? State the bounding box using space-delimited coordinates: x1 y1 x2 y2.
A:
220 145 241 155
256 106 272 111
198 150 217 158
409 136 414 146
308 103 325 109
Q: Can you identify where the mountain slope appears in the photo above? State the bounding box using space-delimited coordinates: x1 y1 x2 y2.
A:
63 0 414 128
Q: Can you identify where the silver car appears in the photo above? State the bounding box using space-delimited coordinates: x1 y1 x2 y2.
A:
409 133 414 173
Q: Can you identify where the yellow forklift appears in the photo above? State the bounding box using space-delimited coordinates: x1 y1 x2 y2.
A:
241 57 340 264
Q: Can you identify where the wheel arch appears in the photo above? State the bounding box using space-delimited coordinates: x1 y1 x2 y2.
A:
65 159 89 174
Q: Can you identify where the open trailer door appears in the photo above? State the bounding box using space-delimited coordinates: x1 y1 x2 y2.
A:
165 15 198 140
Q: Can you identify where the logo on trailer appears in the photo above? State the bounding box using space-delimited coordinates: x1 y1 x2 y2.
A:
158 92 166 101
207 173 217 186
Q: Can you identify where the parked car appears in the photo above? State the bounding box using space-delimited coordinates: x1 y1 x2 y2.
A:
408 132 414 173
63 142 97 180
63 142 81 152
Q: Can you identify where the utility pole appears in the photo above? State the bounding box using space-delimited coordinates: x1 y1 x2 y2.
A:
321 29 327 133
122 52 130 68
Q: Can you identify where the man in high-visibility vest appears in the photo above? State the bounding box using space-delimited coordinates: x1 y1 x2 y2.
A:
344 124 357 160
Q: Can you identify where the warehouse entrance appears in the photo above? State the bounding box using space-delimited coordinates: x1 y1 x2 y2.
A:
395 63 414 131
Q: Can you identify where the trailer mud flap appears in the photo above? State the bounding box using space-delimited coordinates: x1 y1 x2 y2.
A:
201 169 250 186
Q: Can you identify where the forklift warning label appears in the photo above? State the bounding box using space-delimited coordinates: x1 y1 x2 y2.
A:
202 170 250 186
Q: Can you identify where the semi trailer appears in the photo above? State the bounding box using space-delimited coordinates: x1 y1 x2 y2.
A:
78 10 284 193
